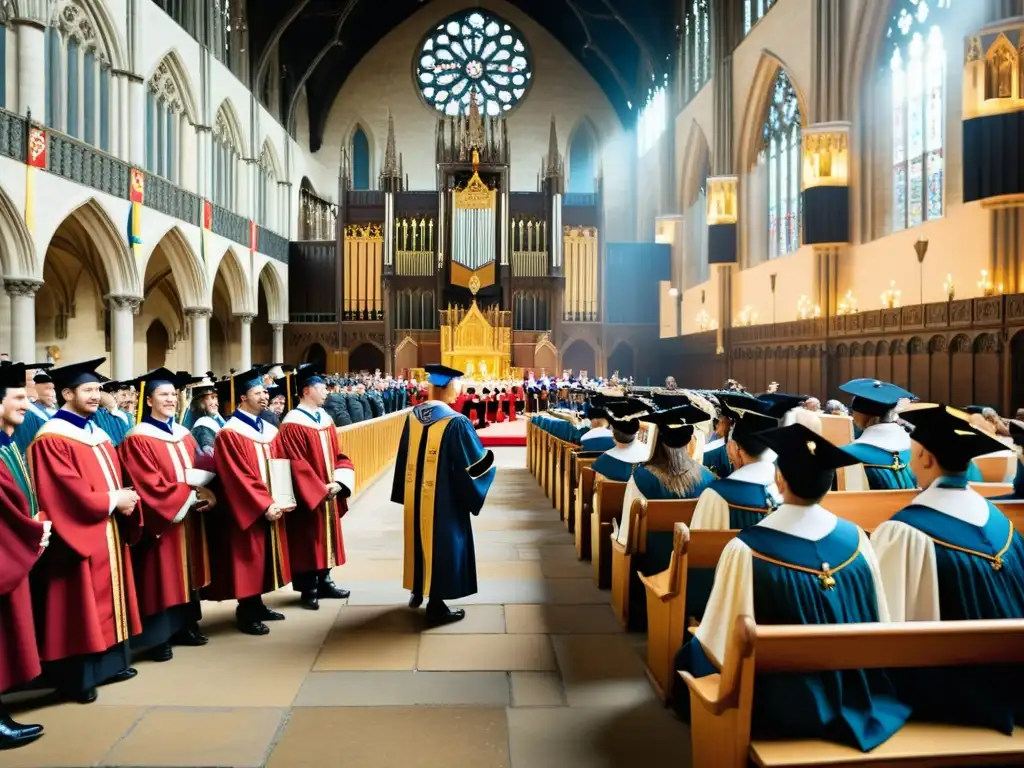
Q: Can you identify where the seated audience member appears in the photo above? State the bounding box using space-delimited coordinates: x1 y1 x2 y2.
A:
579 403 615 453
994 421 1024 500
872 404 1024 733
701 398 734 480
824 399 847 416
591 400 652 482
803 397 821 412
839 378 917 489
673 423 907 751
626 405 715 504
691 398 781 530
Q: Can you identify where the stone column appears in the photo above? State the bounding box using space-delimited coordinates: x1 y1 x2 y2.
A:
270 322 284 363
5 279 43 362
127 74 146 168
12 7 47 119
185 307 212 374
108 295 141 381
236 313 255 370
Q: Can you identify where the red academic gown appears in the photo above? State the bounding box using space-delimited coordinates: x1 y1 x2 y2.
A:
27 417 142 662
119 422 212 619
496 393 507 423
205 414 290 600
0 461 46 691
508 389 519 422
277 408 355 576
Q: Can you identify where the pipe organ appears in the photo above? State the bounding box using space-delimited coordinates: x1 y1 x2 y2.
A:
342 224 383 321
563 226 599 321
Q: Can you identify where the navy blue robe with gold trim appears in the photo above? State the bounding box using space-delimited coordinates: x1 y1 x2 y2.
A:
391 402 496 601
842 443 916 489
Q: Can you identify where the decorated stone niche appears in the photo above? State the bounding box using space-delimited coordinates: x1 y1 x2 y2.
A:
963 22 1024 204
801 122 850 245
707 176 738 264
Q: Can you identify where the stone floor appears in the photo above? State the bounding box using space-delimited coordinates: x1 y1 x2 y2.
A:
3 447 692 767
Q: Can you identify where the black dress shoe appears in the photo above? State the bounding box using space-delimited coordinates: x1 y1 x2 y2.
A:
105 668 138 684
300 591 320 610
150 643 173 662
171 627 208 646
317 582 350 600
0 713 43 750
236 619 270 636
260 606 286 621
425 607 466 627
408 593 423 609
71 687 98 704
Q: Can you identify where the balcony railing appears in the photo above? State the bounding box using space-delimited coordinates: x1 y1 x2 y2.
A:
145 172 202 227
209 202 248 250
48 130 131 200
257 225 289 264
0 109 26 163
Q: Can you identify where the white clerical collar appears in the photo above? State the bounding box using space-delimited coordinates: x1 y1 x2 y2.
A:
606 440 649 463
912 475 991 526
127 420 191 442
756 503 838 541
728 459 777 486
855 421 910 453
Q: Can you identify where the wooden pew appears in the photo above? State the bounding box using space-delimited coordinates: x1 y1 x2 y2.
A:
682 615 1024 768
591 478 626 588
974 482 1014 498
564 453 599 535
526 419 535 475
574 466 597 560
639 490 916 701
975 453 1017 483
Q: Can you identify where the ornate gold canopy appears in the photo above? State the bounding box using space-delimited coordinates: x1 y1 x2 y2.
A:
440 300 512 379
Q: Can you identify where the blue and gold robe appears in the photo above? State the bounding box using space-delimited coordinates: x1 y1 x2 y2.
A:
591 440 648 482
391 402 496 601
873 475 1024 732
674 507 909 751
0 431 38 517
841 423 916 490
702 438 732 479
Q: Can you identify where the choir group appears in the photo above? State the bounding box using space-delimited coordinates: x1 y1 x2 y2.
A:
0 358 357 750
531 378 1024 751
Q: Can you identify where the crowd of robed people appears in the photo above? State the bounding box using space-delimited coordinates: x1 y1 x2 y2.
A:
530 374 1024 752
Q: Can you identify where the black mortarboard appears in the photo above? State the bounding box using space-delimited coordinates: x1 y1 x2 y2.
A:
719 392 770 420
294 364 325 393
899 404 1009 472
605 399 652 436
962 405 987 416
729 410 779 454
267 384 286 401
645 404 709 448
839 378 914 417
133 368 192 391
1008 421 1024 447
0 363 27 396
424 364 463 387
231 367 266 403
12 360 54 384
757 423 860 501
653 392 692 410
758 392 809 419
49 358 107 391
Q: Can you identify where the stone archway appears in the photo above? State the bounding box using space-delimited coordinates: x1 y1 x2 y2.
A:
561 339 596 377
607 342 635 380
349 342 384 374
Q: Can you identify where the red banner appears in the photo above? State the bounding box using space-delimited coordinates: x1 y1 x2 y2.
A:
202 200 212 230
27 128 47 168
249 221 258 252
130 169 145 204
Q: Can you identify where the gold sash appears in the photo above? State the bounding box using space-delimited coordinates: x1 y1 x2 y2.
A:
403 415 454 596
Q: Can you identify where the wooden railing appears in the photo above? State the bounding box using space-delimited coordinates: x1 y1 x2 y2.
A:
336 408 410 498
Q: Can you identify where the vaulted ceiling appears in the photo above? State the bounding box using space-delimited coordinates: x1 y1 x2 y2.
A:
247 0 677 152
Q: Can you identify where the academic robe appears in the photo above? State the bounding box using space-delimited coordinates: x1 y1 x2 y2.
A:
691 459 781 531
119 421 212 644
702 439 732 479
841 423 916 490
391 402 495 601
617 464 715 631
872 475 1024 733
191 414 224 457
591 441 649 482
205 413 291 601
0 438 46 692
496 393 507 423
674 506 909 752
277 407 355 578
580 426 615 453
94 408 130 447
27 414 142 672
13 406 48 457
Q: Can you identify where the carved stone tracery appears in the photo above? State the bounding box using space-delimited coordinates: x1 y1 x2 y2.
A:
54 0 106 62
149 59 185 114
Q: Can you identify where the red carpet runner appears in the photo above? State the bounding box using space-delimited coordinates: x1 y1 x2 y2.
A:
476 419 528 447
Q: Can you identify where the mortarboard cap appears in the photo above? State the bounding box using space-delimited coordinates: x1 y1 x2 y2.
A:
644 404 708 448
653 391 692 410
0 363 28 396
604 399 651 437
11 360 54 385
962 405 986 416
1008 421 1024 447
899 403 1009 471
758 392 809 419
230 367 266 404
294 364 326 392
729 410 779 454
267 384 286 401
757 423 860 501
424 364 463 388
840 378 915 417
49 358 107 391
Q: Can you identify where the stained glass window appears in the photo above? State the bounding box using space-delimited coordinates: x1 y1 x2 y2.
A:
744 0 778 34
760 69 802 258
889 0 950 231
684 0 710 99
415 10 532 117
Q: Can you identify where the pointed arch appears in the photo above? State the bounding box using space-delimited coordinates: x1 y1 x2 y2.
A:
736 52 810 172
42 197 139 297
349 121 373 191
214 99 247 156
258 262 286 324
213 100 246 212
567 118 598 195
680 120 711 209
212 247 252 315
146 49 199 124
0 182 37 278
49 0 127 69
148 225 206 309
259 138 283 179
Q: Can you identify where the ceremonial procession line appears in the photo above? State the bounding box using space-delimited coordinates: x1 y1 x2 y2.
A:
5 444 690 768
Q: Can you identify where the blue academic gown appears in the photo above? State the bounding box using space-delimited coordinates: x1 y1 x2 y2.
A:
580 427 615 453
886 477 1024 732
592 452 636 482
674 518 910 751
702 440 732 479
391 402 496 601
93 408 130 447
842 443 916 489
626 464 714 631
13 404 49 456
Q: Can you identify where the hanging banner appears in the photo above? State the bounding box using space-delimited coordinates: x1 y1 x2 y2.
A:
127 169 145 255
24 128 48 235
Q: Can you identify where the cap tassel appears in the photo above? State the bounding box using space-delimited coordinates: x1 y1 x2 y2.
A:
285 372 293 412
136 382 146 424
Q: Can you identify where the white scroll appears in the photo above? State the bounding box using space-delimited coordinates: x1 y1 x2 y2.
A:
268 459 296 508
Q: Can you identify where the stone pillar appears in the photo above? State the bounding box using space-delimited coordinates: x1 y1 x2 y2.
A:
270 322 284 364
185 307 212 374
127 74 146 168
5 279 43 362
13 9 47 119
236 313 255 370
108 296 141 381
